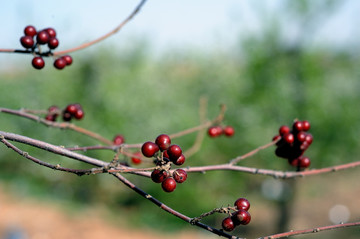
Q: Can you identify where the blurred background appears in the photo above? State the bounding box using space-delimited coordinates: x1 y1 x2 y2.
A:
1 0 360 238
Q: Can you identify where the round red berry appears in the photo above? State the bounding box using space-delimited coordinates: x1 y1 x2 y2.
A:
141 141 159 157
161 177 177 192
173 169 187 183
293 121 303 132
302 120 311 131
283 133 294 144
223 126 235 137
131 152 142 165
279 125 290 136
65 104 78 115
222 217 235 232
36 30 50 44
113 134 125 145
234 198 250 211
48 37 59 49
24 25 37 37
74 109 84 120
297 131 307 142
172 154 185 166
20 36 34 49
208 126 223 137
232 209 251 225
167 144 182 160
45 28 56 38
299 156 311 168
62 112 72 121
54 57 66 70
62 55 73 65
155 134 171 151
305 133 313 144
31 56 45 69
151 169 168 183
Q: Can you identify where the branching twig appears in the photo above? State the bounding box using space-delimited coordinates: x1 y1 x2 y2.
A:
259 221 360 239
0 0 147 56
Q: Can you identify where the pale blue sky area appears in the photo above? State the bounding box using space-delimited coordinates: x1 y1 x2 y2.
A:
0 1 359 58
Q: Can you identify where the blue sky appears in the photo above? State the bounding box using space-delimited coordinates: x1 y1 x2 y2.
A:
0 1 359 58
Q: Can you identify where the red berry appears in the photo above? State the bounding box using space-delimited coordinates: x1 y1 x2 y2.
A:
293 121 303 132
222 217 235 231
45 114 56 121
24 25 37 37
300 141 310 151
279 125 290 136
113 134 125 145
161 177 177 192
74 109 84 120
173 169 187 183
234 198 250 211
297 131 307 142
167 144 182 160
36 30 50 44
45 28 56 38
305 133 313 144
48 37 59 49
299 156 311 168
54 57 66 70
65 104 78 115
62 55 73 65
283 133 294 144
223 126 235 137
172 154 185 166
208 126 223 137
20 36 34 49
151 169 168 183
62 112 72 121
141 141 159 157
302 120 311 131
131 152 142 165
272 135 281 142
155 134 171 151
31 56 45 69
232 209 251 225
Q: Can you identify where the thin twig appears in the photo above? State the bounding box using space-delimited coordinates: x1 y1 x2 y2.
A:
259 221 360 239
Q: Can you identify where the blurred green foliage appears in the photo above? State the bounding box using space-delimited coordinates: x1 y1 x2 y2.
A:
1 1 360 238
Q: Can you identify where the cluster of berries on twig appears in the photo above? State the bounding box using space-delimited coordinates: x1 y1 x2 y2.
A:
19 25 72 70
221 198 252 231
273 120 313 169
141 134 187 193
208 125 235 138
45 103 84 122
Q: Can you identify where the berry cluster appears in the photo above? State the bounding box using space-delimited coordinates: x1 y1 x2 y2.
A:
20 25 72 70
45 103 84 122
208 125 235 138
141 134 187 192
273 120 313 169
222 198 251 232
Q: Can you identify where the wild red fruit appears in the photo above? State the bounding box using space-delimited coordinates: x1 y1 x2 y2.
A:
222 217 235 232
141 142 159 157
36 30 50 44
302 120 311 131
155 134 171 151
172 154 185 166
234 198 250 211
223 126 235 137
113 134 125 145
20 36 34 49
48 37 59 49
24 25 37 37
173 169 187 183
151 169 168 183
232 209 251 225
292 121 303 132
45 28 56 38
161 177 177 192
208 126 223 137
283 133 294 144
31 57 45 69
54 57 66 69
279 125 290 135
167 144 182 160
131 152 142 165
74 109 84 120
62 55 73 65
